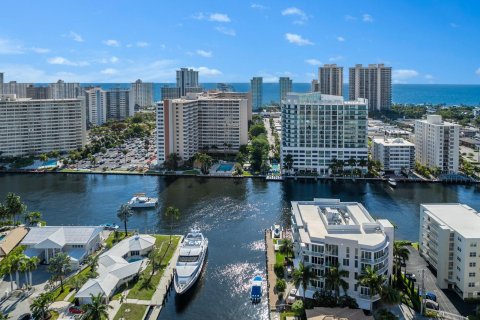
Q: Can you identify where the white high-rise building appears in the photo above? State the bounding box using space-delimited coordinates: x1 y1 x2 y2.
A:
281 92 368 175
0 94 86 156
49 80 81 99
279 77 292 102
291 198 394 310
414 115 459 173
85 88 107 126
0 72 3 94
161 86 181 100
130 79 154 110
157 92 249 164
319 64 343 96
372 138 415 173
3 81 31 98
311 79 319 92
106 88 132 120
349 64 392 112
176 68 200 96
250 77 263 110
419 203 480 299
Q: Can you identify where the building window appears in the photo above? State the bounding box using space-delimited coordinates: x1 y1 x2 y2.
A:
469 272 476 277
470 252 477 257
130 250 140 256
457 246 462 252
471 243 477 247
457 266 461 271
468 282 475 288
457 256 461 262
343 258 350 267
470 262 477 267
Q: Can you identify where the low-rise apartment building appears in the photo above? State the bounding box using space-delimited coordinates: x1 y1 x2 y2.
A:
0 94 86 157
157 92 249 164
291 198 394 310
372 138 415 173
419 204 480 299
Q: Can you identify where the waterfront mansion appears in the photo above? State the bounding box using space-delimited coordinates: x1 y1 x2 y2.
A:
291 198 394 310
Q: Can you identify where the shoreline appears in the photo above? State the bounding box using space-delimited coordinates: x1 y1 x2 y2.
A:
1 169 478 185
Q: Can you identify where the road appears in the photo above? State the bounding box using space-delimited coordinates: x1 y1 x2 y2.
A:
264 118 275 159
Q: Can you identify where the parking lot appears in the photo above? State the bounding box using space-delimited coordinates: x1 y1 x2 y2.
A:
72 135 156 172
406 247 476 317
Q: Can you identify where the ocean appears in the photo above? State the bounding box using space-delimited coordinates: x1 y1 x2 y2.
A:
82 83 480 106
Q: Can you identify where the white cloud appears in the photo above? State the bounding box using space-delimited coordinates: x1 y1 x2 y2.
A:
362 14 373 22
66 31 84 42
216 26 236 36
328 55 343 62
0 38 24 54
196 50 213 58
101 68 118 75
47 56 89 67
251 4 266 10
424 74 434 80
285 33 313 46
281 7 307 21
136 41 149 47
110 56 119 63
209 13 230 22
476 68 480 76
195 66 222 77
393 69 419 80
31 47 50 54
337 36 345 42
103 39 120 47
305 59 322 66
345 15 356 21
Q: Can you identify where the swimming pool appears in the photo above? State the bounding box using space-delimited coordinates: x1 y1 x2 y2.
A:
217 163 234 172
44 160 58 167
271 164 280 173
127 257 144 263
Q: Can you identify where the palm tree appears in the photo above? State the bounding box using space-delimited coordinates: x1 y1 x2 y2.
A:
24 211 42 226
10 254 23 289
71 274 87 292
30 292 53 320
26 256 40 288
393 241 410 286
380 285 402 305
279 238 294 260
86 254 99 274
194 153 213 174
283 154 294 172
39 153 48 167
47 252 72 292
293 262 318 301
165 206 180 245
1 258 15 292
117 204 133 237
0 312 8 320
358 265 386 311
19 257 29 290
325 264 349 300
81 293 112 320
4 192 26 225
347 157 357 175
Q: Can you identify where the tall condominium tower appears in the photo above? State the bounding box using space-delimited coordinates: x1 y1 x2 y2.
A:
176 68 200 96
161 86 181 100
311 79 319 92
26 85 50 99
84 88 107 126
3 81 32 98
130 79 154 109
0 72 3 94
414 115 459 173
106 88 132 120
279 77 292 102
0 94 86 156
281 92 368 175
318 64 343 96
157 92 249 164
250 77 263 110
349 64 392 112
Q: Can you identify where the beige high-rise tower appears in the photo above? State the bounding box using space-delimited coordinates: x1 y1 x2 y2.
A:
318 64 343 96
349 64 392 112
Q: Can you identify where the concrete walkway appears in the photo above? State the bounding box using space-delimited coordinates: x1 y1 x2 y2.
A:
265 230 278 312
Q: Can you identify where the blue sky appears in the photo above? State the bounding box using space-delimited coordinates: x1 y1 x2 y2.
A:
1 0 479 84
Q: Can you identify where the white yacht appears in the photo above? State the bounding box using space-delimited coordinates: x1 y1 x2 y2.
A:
174 230 208 294
128 193 158 208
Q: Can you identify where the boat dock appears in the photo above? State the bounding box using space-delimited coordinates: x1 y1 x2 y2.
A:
265 229 278 312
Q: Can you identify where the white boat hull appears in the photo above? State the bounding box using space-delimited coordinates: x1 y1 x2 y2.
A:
128 202 157 208
174 241 208 295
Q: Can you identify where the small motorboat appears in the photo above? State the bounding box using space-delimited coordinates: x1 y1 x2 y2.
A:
250 276 262 302
99 223 119 230
128 193 158 208
272 224 281 238
388 178 397 187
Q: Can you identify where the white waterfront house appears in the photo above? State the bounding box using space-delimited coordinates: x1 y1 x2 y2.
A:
75 234 155 304
290 198 394 310
372 137 415 174
419 204 480 299
21 226 104 269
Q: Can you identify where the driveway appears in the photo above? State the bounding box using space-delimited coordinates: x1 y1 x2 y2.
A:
405 247 475 317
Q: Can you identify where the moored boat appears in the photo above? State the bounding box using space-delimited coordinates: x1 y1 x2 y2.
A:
174 229 208 294
99 223 119 230
250 275 262 302
128 193 158 208
388 178 397 187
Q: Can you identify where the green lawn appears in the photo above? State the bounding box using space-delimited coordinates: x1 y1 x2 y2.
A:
411 242 419 250
113 304 148 320
242 171 253 177
276 251 286 265
105 231 134 248
280 311 296 320
52 266 94 302
126 235 180 300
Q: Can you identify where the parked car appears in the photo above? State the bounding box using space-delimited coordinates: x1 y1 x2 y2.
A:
287 288 297 304
425 299 439 310
405 272 416 282
420 291 437 302
69 306 84 314
17 314 32 320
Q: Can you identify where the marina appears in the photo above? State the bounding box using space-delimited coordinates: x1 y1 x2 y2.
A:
1 173 480 319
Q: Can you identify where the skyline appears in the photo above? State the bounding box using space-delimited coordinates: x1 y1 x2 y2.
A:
0 0 479 84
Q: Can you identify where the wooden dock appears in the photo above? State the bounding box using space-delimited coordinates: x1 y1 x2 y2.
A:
265 230 279 312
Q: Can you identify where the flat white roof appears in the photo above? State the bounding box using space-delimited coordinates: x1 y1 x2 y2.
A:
422 204 480 238
373 138 414 147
